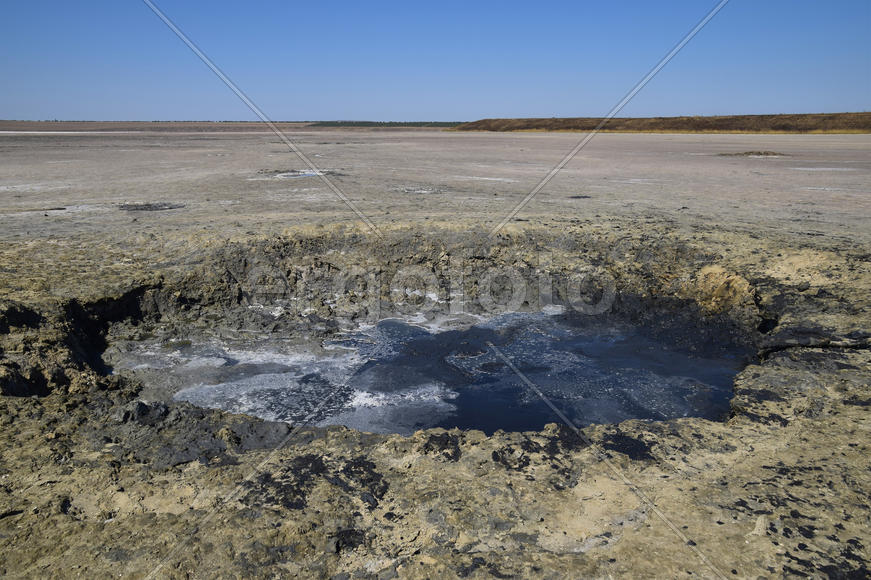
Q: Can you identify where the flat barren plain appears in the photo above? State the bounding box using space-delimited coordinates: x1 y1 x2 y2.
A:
0 126 869 578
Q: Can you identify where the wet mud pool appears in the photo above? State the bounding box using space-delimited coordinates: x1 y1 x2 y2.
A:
112 313 748 435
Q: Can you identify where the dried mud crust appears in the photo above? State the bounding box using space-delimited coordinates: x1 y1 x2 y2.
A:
0 222 869 578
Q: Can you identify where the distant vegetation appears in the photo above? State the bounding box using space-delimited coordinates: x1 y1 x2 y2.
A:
454 113 871 133
308 120 462 128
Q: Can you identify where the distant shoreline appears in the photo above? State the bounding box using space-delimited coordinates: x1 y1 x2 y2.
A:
453 112 871 134
1 113 869 133
0 120 457 133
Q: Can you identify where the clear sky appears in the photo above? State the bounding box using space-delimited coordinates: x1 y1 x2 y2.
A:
2 0 869 121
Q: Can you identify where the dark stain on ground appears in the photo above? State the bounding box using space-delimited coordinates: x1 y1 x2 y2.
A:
600 430 654 461
544 423 589 455
324 457 389 510
243 454 327 510
331 529 367 554
119 202 185 211
342 458 389 507
457 556 513 579
843 397 871 407
492 446 531 471
421 433 462 461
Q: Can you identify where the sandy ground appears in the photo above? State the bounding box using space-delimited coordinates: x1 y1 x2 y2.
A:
1 130 868 244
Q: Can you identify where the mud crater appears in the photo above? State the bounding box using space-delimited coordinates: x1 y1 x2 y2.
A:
99 231 760 435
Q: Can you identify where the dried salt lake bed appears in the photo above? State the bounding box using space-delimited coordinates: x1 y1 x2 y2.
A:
2 127 870 577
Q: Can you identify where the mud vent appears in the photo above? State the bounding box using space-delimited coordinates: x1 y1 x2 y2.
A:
101 231 760 435
108 311 750 435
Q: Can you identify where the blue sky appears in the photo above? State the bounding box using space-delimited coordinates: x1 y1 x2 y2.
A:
2 1 869 121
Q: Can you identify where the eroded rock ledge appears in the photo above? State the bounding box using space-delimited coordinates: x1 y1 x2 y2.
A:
1 223 869 578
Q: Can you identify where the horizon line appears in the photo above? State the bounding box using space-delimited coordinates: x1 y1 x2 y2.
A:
1 111 869 124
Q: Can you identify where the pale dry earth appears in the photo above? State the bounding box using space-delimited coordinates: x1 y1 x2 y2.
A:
0 128 869 579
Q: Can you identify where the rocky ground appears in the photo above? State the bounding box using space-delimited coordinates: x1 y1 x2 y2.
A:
0 128 869 578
